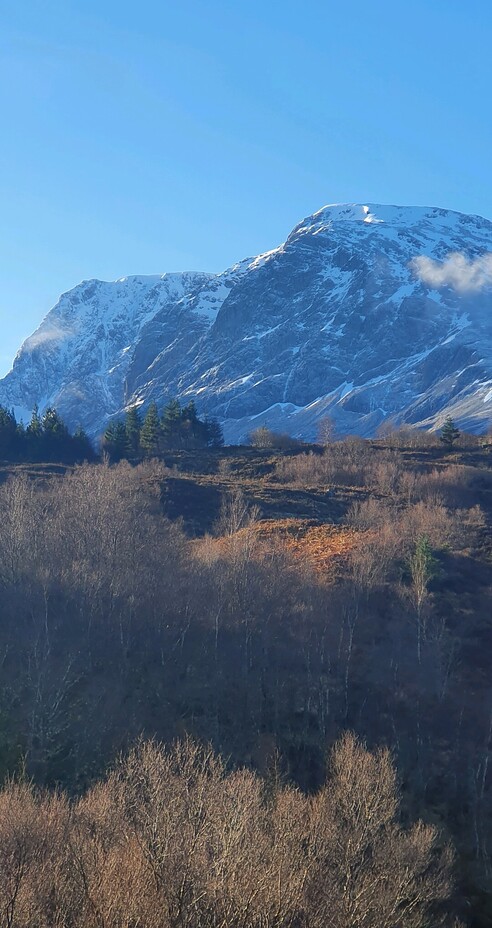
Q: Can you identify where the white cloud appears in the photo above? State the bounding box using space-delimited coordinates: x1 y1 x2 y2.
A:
23 324 72 351
411 252 492 293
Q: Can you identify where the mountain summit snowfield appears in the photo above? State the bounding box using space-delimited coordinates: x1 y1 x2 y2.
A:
3 202 492 441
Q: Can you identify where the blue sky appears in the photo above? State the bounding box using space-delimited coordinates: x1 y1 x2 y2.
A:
1 0 491 375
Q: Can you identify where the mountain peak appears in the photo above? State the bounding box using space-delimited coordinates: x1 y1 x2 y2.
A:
1 202 492 440
313 202 386 222
305 201 462 228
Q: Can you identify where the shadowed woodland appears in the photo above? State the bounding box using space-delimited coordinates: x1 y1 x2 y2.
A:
0 429 491 924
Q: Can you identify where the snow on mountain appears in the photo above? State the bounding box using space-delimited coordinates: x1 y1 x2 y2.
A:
1 272 215 434
2 202 492 441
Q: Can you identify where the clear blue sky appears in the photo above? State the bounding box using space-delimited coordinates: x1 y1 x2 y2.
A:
1 0 491 375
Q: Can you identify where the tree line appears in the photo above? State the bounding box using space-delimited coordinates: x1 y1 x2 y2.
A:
0 395 474 467
0 399 224 466
103 399 224 460
0 404 95 464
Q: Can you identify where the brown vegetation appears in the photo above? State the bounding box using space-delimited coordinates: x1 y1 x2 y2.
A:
0 735 458 928
0 437 491 923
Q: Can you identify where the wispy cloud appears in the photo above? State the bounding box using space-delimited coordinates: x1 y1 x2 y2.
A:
24 323 72 351
411 252 492 293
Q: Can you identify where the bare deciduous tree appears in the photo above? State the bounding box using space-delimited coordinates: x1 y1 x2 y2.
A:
308 732 455 928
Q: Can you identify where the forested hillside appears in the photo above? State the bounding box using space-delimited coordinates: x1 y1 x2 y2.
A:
0 430 491 924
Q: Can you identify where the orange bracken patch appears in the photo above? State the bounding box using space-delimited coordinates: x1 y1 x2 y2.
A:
275 521 358 573
192 519 359 576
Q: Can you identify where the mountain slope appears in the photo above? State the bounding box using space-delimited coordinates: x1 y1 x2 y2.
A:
2 203 492 440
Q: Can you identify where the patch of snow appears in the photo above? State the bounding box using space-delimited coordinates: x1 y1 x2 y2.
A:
338 382 354 400
248 247 283 270
191 283 232 321
257 324 281 339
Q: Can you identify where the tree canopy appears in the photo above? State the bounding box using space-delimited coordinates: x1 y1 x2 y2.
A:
103 398 224 460
0 404 95 464
440 416 460 449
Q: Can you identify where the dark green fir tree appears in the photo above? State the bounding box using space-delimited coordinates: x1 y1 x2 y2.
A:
73 426 95 462
205 417 224 448
161 399 182 447
140 402 161 456
27 404 43 438
440 416 460 449
125 405 142 457
0 406 18 460
41 407 69 460
103 420 129 461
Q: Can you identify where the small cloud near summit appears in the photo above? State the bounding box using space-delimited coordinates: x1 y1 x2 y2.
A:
411 251 492 293
24 324 72 351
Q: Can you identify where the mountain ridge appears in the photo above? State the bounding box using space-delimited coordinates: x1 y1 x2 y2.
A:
2 202 492 441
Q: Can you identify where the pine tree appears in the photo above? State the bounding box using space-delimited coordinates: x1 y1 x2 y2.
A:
440 416 460 449
103 421 129 461
125 405 142 457
41 407 70 460
26 404 43 459
181 400 199 446
73 426 95 462
15 420 26 459
103 422 115 459
161 399 182 447
115 421 130 459
27 404 42 438
182 400 198 423
42 407 68 437
205 417 224 448
0 406 18 460
140 402 161 456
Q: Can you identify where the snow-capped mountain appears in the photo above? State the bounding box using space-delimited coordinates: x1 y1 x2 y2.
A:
2 202 492 441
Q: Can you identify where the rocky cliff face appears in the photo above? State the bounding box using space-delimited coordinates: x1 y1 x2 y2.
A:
2 203 492 441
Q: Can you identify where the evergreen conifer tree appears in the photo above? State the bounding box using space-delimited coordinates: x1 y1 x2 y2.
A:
42 407 68 436
41 407 70 460
101 422 117 458
0 406 19 460
26 404 43 459
161 399 182 447
206 417 225 448
103 421 129 461
15 420 26 459
125 405 142 457
183 400 198 422
182 400 197 444
440 416 460 449
140 402 161 456
73 426 95 462
27 404 42 437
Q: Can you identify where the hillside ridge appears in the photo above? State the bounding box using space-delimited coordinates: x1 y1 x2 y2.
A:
2 202 492 439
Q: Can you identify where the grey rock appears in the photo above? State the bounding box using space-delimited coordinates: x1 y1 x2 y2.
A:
2 203 492 441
